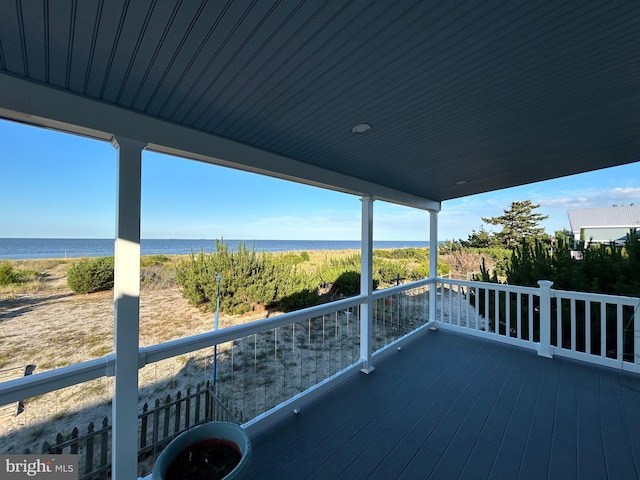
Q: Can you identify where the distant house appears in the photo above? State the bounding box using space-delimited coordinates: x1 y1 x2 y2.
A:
567 205 640 246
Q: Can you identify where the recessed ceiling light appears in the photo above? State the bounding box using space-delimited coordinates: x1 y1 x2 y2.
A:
351 123 371 134
455 180 467 185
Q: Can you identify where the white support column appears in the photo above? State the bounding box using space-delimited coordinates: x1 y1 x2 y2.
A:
111 136 145 480
537 280 554 358
360 196 375 374
429 210 438 329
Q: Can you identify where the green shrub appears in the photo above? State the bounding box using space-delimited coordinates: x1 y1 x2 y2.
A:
316 254 361 286
374 248 428 261
331 271 380 297
332 271 361 296
0 262 19 286
16 269 39 282
278 252 305 265
67 257 114 294
176 240 319 315
141 254 171 267
277 288 319 311
375 258 409 284
473 247 511 276
437 262 451 277
501 233 640 296
0 263 43 287
405 260 451 280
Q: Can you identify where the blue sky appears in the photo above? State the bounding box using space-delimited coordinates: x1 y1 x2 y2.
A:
1 119 639 241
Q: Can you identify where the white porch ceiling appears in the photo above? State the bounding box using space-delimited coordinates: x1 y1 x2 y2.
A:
0 1 638 209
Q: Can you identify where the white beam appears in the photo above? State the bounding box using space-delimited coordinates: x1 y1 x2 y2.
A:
0 73 440 211
429 210 438 328
360 196 375 373
111 136 145 480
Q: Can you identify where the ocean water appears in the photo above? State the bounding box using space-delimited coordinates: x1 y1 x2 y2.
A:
0 238 432 260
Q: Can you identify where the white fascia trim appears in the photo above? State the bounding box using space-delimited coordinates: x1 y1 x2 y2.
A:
579 225 640 229
0 73 440 212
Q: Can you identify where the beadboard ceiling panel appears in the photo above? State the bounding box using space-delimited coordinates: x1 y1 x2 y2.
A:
0 0 638 205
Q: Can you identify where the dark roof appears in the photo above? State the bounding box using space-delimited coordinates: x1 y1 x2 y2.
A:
1 2 639 207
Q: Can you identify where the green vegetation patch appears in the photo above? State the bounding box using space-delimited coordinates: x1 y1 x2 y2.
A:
0 262 20 286
176 240 318 315
67 257 115 294
140 254 172 267
0 262 43 287
176 242 449 314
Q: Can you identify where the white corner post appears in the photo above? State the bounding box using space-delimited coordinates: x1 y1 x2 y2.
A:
537 280 554 358
360 196 375 374
429 210 438 329
111 136 145 479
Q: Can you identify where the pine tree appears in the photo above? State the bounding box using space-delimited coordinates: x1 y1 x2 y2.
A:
481 200 549 248
459 225 501 248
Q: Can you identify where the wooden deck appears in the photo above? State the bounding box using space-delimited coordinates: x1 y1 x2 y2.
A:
246 329 640 479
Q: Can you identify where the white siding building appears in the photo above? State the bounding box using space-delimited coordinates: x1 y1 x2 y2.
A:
568 206 640 245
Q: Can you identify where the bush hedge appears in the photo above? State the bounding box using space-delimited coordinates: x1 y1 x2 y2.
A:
174 244 459 314
499 231 640 296
67 257 115 294
175 241 318 315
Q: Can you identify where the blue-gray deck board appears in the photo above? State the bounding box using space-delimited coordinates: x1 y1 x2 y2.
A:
246 330 640 479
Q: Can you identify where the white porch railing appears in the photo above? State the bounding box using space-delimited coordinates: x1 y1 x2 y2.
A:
207 279 433 432
371 279 431 352
434 278 640 373
0 284 434 439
